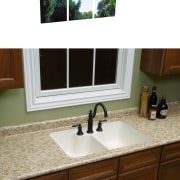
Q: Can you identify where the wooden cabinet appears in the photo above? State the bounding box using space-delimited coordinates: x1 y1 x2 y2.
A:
29 170 68 180
140 49 180 76
158 142 180 180
119 165 158 180
69 158 118 180
0 49 24 89
119 147 161 180
29 158 118 180
29 143 180 180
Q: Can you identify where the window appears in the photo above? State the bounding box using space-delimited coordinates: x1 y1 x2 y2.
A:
23 49 135 111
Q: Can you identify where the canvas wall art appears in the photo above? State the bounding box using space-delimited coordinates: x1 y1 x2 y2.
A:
40 0 116 23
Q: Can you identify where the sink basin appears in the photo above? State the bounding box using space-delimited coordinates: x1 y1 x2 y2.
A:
50 129 108 157
93 121 150 149
50 121 150 157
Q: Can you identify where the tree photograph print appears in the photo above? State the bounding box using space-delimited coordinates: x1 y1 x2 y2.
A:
40 0 116 23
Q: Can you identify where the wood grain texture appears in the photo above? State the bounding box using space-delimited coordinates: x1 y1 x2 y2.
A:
140 49 180 76
159 158 180 180
161 142 180 162
0 49 24 89
119 148 161 173
29 170 68 180
69 158 119 180
119 165 158 180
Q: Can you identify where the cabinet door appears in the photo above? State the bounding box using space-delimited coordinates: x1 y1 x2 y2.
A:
119 148 161 173
161 142 180 162
140 49 164 75
119 165 158 180
69 158 118 180
140 49 180 75
0 49 24 89
163 49 180 75
158 142 180 180
158 158 180 180
29 170 68 180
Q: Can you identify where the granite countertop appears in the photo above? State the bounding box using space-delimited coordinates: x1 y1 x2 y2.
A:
0 102 180 180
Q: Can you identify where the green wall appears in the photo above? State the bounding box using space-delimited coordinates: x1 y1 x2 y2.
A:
0 49 180 127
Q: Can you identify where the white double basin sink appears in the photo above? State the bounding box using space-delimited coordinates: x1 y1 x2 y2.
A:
50 121 150 158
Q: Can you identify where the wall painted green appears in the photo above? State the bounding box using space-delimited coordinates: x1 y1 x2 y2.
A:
0 49 180 127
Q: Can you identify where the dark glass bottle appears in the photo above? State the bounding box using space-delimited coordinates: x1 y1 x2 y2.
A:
157 97 168 119
148 86 157 107
148 86 157 120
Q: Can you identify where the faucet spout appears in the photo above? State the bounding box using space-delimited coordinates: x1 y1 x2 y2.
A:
93 102 108 118
87 103 108 134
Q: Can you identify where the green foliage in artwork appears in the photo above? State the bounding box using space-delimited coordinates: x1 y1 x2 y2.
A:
40 0 116 23
69 0 82 20
69 0 93 20
40 0 67 23
82 11 93 19
110 0 116 7
96 0 116 18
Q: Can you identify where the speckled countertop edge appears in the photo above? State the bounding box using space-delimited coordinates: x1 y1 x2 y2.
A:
0 107 139 137
0 101 180 180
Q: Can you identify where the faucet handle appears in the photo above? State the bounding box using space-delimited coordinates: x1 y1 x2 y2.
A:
96 119 107 132
72 124 84 136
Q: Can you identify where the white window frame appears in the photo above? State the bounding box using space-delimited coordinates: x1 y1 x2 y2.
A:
23 49 135 112
34 49 119 96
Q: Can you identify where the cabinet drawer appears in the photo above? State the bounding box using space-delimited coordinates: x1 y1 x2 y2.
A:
69 158 118 180
119 148 161 173
29 170 68 180
161 142 180 162
119 164 158 180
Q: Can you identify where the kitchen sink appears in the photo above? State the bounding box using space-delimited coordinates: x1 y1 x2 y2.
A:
93 121 150 149
50 121 150 157
50 129 108 157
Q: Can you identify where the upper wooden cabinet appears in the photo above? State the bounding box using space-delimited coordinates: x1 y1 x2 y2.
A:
140 49 180 76
0 49 24 89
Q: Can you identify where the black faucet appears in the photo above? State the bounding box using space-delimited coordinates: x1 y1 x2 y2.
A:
87 103 108 134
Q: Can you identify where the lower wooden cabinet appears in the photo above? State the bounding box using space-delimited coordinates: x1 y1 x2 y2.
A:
69 158 118 180
119 148 161 180
119 148 161 173
29 142 180 180
102 175 117 180
159 158 180 180
158 142 180 180
119 165 158 180
29 170 68 180
29 158 118 180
